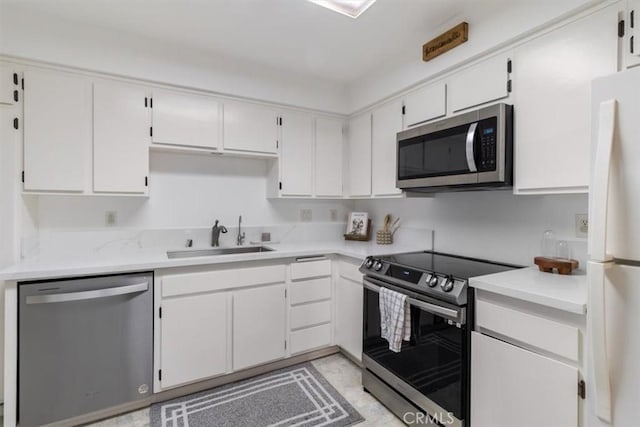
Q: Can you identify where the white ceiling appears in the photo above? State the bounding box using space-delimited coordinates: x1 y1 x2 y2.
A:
0 0 493 84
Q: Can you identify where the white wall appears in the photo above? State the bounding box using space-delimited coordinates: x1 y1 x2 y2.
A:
348 0 604 112
0 6 348 114
34 151 353 231
356 191 588 267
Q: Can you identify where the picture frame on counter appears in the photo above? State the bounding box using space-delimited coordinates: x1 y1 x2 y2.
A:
344 212 371 241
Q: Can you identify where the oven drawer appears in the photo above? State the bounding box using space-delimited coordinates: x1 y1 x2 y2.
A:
290 258 331 280
290 301 331 330
476 300 580 362
289 278 331 305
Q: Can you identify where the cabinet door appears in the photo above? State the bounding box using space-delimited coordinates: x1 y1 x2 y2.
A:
280 111 313 196
160 292 229 389
152 89 220 150
402 82 446 128
315 117 343 197
347 113 372 197
233 285 286 370
0 65 18 105
471 332 578 427
335 277 363 361
223 100 278 154
23 70 92 192
626 0 640 68
514 7 618 193
448 53 510 113
372 100 403 196
93 81 149 193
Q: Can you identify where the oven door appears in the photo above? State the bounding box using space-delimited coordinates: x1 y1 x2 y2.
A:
362 278 468 427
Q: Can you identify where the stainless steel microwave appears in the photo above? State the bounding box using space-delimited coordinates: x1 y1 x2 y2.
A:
396 103 513 192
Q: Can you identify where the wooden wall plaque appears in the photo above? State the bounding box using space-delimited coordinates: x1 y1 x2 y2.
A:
422 22 469 62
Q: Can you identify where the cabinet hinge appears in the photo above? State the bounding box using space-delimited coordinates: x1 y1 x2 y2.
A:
402 105 406 115
150 98 153 108
578 380 586 399
13 90 18 102
145 97 148 108
631 10 635 29
21 171 24 183
284 289 287 298
632 36 635 54
506 79 512 93
279 182 282 190
158 370 162 381
279 117 283 126
276 140 279 149
145 176 149 187
507 59 512 74
13 73 18 85
159 307 162 318
13 117 19 130
150 127 153 137
619 19 626 37
284 340 287 350
21 78 24 90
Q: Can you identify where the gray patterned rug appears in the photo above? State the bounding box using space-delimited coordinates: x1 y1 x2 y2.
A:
150 363 364 427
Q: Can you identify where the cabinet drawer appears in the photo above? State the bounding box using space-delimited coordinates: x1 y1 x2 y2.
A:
290 323 332 354
290 278 331 305
290 258 331 280
339 260 362 283
290 301 332 330
162 265 286 297
476 300 580 362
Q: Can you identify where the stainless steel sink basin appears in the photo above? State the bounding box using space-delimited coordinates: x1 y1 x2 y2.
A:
167 246 274 259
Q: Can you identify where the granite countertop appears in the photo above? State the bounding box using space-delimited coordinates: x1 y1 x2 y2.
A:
470 266 587 315
0 240 429 282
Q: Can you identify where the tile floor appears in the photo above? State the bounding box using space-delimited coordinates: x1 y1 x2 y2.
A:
87 353 404 427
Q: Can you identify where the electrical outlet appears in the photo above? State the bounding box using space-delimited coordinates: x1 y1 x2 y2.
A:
575 214 588 238
300 209 312 222
105 211 117 226
329 209 338 222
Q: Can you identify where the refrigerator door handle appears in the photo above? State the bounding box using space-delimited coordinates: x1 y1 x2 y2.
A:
588 261 612 423
590 99 617 261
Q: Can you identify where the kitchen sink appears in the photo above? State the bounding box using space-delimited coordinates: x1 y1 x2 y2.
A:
166 246 274 259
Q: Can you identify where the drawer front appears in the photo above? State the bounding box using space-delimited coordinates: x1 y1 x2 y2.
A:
290 323 332 354
290 278 331 305
476 300 580 362
290 258 331 280
339 260 362 283
290 301 332 330
162 265 286 297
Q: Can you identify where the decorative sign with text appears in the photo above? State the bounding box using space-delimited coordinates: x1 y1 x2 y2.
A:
422 22 469 62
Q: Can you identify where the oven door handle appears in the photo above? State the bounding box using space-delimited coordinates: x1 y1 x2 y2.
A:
465 122 478 173
363 280 465 324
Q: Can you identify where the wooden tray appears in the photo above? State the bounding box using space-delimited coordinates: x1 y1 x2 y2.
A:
344 219 372 242
534 257 579 275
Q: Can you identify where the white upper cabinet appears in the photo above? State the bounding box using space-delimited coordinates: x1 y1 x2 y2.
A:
93 81 149 194
402 82 446 128
372 99 403 196
347 113 372 197
0 65 18 105
23 69 92 193
625 0 640 68
315 117 344 197
279 111 313 196
223 100 278 154
448 53 511 113
513 6 618 194
151 89 221 150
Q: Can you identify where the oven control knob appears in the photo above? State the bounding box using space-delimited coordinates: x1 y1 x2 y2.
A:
364 257 374 269
373 260 384 271
427 275 439 288
441 277 455 292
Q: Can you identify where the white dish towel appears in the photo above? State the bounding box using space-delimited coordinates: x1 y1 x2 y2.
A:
379 287 411 352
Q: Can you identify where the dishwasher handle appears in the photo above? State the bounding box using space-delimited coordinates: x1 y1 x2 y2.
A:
25 282 149 305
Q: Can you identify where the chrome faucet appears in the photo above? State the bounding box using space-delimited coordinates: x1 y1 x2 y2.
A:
237 215 246 246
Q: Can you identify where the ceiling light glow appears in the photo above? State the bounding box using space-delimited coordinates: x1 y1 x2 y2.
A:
307 0 377 19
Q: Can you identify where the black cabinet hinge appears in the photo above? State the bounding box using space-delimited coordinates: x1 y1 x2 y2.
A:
150 98 153 108
631 10 635 28
578 380 586 399
13 73 18 85
13 118 19 130
158 370 162 381
21 78 24 90
507 79 512 93
507 59 512 73
402 105 406 115
159 307 162 318
284 340 287 350
150 127 153 137
279 181 282 190
145 176 148 187
276 140 279 149
279 117 283 126
632 36 635 54
21 171 24 183
13 90 18 102
145 97 148 107
619 19 626 37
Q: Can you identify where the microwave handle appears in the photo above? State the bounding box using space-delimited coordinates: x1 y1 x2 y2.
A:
465 122 478 172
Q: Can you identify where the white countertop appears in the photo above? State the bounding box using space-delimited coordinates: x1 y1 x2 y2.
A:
470 266 587 315
0 241 428 282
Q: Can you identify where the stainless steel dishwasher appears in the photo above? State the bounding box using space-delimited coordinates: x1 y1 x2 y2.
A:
18 272 153 426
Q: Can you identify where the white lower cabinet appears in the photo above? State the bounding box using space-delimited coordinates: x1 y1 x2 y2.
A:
335 260 363 361
471 332 579 427
233 285 286 370
160 292 229 389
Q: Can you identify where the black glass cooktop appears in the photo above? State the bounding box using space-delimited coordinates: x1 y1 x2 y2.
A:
379 251 521 279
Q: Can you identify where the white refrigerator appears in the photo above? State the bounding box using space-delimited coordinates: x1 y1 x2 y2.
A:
587 67 640 426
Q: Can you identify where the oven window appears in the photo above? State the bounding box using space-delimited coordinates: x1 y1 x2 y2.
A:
363 287 467 420
398 122 473 180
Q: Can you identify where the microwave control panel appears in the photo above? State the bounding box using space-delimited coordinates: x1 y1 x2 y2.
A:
478 118 497 171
